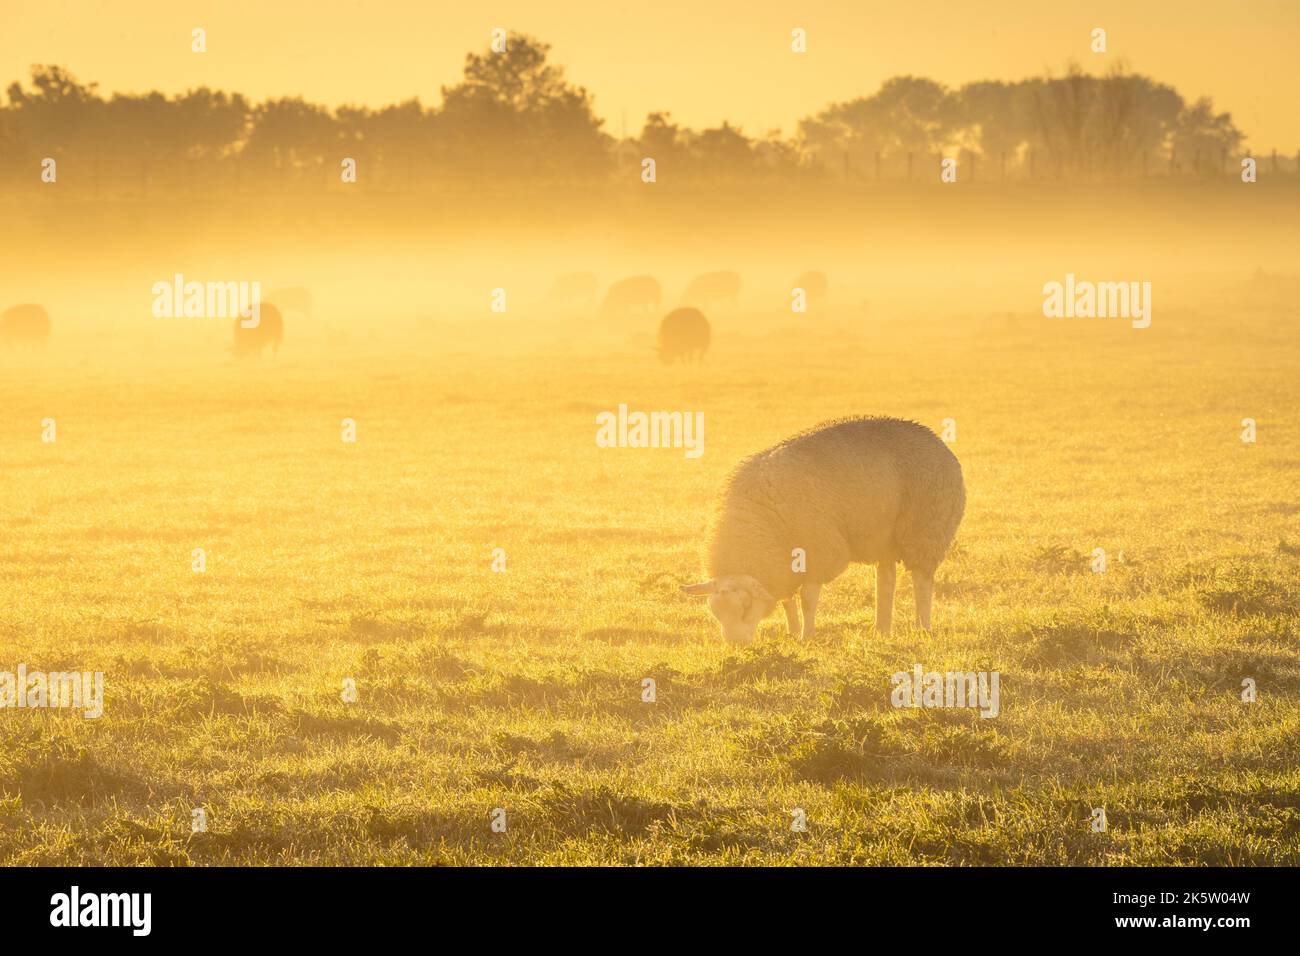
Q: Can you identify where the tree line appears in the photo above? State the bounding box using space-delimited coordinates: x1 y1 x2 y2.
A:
0 34 1264 196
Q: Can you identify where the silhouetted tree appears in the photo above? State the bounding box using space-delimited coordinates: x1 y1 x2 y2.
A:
1026 65 1184 178
338 100 433 188
1172 97 1243 174
690 122 755 179
0 51 1258 194
242 97 339 188
433 34 609 183
799 76 959 177
5 66 106 187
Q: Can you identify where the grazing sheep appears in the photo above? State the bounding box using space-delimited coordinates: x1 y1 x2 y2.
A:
657 307 711 364
681 270 741 308
680 417 965 643
794 270 828 302
600 275 661 319
231 303 284 359
0 304 51 348
266 287 312 319
546 272 599 307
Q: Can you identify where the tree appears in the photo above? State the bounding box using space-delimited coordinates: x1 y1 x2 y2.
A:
798 76 961 176
1172 97 1243 173
242 97 340 187
1026 65 1182 178
690 122 755 180
433 34 609 182
5 66 106 184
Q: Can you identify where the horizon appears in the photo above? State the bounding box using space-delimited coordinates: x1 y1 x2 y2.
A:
4 0 1299 146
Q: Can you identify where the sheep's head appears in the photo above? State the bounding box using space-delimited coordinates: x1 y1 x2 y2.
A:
679 575 776 644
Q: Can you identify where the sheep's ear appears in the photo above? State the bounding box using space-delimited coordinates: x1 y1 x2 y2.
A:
679 580 717 596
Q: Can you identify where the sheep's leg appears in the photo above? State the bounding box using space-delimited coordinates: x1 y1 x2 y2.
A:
914 571 934 631
800 583 821 639
875 561 896 635
782 599 800 637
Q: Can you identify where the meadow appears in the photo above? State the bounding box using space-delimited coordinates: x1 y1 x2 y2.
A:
2 247 1298 865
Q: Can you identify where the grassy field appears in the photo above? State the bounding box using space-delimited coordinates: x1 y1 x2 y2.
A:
1 286 1298 865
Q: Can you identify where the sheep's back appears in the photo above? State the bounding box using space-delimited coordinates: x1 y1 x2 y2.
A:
727 416 964 574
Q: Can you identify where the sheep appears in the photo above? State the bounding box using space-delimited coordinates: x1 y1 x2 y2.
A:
681 270 741 309
657 307 710 364
1 304 51 348
680 417 965 643
231 303 284 359
600 275 661 319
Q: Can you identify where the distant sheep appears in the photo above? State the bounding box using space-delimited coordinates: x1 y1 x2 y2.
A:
0 304 51 348
794 270 828 303
600 275 661 319
681 417 965 642
657 308 711 364
546 272 598 307
231 303 284 359
681 270 741 308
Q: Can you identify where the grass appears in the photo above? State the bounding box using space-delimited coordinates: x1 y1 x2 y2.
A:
1 297 1298 865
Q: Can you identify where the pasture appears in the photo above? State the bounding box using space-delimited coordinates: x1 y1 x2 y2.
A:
2 279 1297 865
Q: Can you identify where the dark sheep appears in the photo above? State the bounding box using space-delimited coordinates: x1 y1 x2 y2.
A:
656 307 711 364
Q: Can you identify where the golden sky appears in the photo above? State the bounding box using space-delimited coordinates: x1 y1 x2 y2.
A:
5 0 1298 146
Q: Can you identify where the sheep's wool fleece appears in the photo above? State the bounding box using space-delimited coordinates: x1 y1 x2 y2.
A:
707 417 965 599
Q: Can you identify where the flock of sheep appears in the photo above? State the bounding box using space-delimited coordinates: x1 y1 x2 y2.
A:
544 268 828 364
0 288 308 360
1 270 833 365
4 266 969 643
536 270 965 639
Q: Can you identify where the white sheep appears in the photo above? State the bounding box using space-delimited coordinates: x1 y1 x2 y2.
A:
681 416 965 642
